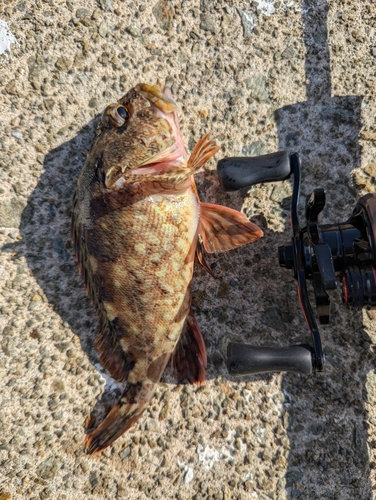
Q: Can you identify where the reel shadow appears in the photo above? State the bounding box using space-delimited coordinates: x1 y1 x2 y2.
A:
211 0 376 497
273 0 372 498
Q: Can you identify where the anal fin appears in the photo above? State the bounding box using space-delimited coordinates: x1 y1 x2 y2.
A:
171 310 207 385
195 239 216 278
95 315 135 382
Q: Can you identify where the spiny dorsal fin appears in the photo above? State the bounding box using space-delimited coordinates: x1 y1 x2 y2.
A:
188 132 220 172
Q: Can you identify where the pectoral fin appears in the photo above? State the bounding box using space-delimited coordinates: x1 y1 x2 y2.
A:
199 203 263 253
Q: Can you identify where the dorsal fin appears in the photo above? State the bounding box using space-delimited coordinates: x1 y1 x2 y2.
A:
188 132 220 172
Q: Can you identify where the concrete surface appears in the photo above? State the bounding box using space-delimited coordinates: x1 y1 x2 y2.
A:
1 0 376 499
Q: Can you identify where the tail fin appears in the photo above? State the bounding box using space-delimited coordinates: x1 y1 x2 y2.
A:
85 380 156 455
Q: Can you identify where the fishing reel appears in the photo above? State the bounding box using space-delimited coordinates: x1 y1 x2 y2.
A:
217 151 376 376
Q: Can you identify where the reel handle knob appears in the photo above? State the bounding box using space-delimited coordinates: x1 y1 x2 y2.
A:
217 150 291 191
227 343 313 375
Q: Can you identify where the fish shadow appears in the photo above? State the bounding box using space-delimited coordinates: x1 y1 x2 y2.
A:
2 117 125 428
2 118 266 434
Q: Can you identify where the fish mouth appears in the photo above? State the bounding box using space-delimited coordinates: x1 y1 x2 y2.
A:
130 145 186 176
130 84 186 176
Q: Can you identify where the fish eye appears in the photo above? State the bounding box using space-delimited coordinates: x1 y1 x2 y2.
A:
116 106 129 121
102 104 130 127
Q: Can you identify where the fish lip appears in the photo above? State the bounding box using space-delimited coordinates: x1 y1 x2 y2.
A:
135 83 177 113
131 84 186 175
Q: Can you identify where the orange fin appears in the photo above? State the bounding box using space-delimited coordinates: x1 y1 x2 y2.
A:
199 203 263 253
85 386 150 455
85 353 170 454
171 311 207 385
94 318 135 382
187 133 220 172
196 239 216 278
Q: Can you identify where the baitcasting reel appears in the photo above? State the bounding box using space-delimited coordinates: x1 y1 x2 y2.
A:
217 151 376 376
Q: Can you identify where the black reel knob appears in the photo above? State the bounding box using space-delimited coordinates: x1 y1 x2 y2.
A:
217 151 291 191
217 152 325 375
227 343 313 375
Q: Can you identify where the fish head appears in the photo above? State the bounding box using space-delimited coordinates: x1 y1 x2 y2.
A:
95 83 186 189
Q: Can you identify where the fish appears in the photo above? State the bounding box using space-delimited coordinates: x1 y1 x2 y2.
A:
71 83 263 455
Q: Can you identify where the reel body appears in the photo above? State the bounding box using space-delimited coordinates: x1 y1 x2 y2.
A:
217 152 376 376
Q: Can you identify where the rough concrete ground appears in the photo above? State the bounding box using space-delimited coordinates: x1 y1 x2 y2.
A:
1 0 376 499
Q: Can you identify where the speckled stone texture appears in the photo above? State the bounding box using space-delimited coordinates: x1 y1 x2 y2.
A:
0 0 376 499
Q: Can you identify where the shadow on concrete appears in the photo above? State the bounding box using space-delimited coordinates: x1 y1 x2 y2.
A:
272 1 372 498
2 119 100 363
2 112 262 436
2 0 374 495
2 117 136 428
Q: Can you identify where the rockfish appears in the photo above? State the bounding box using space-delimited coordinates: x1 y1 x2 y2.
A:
71 83 263 454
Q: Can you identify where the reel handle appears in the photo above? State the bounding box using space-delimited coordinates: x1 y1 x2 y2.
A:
217 150 291 191
227 343 313 375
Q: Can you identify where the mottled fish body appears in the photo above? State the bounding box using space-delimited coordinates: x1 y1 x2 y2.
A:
71 84 263 454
